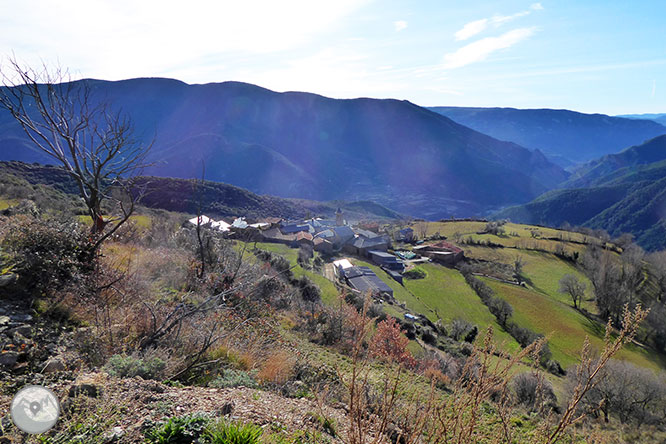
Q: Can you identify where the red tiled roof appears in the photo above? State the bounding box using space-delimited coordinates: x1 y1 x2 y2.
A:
296 231 313 241
428 241 463 254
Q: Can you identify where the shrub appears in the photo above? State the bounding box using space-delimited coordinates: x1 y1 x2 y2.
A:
145 414 211 444
512 372 558 413
257 350 295 385
403 267 427 280
205 420 263 444
104 354 167 380
208 369 258 389
1 216 95 297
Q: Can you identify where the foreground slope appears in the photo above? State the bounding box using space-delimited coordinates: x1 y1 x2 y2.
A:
0 78 567 218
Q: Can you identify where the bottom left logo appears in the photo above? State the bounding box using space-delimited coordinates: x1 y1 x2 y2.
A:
10 385 60 434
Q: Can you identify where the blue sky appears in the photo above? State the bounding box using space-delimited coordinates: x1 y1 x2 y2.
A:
1 0 664 114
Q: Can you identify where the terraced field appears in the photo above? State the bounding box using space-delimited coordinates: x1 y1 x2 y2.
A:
485 278 665 371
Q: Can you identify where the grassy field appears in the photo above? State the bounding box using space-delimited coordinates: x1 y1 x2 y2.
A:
464 246 597 313
411 220 603 257
403 263 521 352
484 278 666 371
77 214 153 229
0 198 18 210
351 258 520 352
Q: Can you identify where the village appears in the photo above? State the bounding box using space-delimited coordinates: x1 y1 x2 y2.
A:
188 208 465 305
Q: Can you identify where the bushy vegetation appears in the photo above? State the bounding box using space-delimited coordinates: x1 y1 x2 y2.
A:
208 369 258 389
144 414 211 444
205 419 263 444
1 215 96 297
104 354 167 380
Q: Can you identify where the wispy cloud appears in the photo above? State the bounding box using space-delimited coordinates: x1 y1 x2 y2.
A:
455 19 488 41
444 27 536 69
454 4 544 41
394 20 408 32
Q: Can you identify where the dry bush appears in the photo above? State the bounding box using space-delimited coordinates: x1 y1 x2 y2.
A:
257 350 296 385
334 301 649 444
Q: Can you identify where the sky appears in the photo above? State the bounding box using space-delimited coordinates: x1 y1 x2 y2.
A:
0 0 664 115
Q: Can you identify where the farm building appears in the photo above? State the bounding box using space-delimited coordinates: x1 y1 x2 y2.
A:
396 227 414 242
384 268 403 284
345 231 390 256
260 227 297 245
280 222 312 234
332 258 354 277
368 250 404 272
313 237 333 254
413 241 465 265
342 266 393 298
294 231 314 247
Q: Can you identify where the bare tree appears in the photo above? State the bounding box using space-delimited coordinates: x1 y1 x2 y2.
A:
558 273 586 309
0 57 151 249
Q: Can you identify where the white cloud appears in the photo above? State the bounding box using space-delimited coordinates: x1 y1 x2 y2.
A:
490 11 531 26
0 0 370 81
394 20 408 32
444 27 536 69
454 19 488 41
454 4 543 41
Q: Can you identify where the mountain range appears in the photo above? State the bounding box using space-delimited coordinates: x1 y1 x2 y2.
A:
1 78 568 219
429 107 666 167
619 113 666 127
2 78 666 244
496 135 666 250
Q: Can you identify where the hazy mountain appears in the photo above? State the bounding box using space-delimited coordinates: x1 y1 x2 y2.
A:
0 78 567 219
565 135 666 188
619 113 666 126
495 135 666 250
429 106 666 167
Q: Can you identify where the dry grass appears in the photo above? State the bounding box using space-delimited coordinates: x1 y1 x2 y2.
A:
257 350 296 385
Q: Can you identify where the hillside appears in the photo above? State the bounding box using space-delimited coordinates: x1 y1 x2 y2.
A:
2 183 665 442
429 106 666 167
495 136 666 250
565 134 666 187
0 78 568 218
0 161 401 221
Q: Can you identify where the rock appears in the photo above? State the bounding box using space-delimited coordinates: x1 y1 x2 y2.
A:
12 332 32 347
11 314 32 323
0 273 17 288
8 324 32 337
0 316 9 326
103 426 125 443
42 357 66 373
69 383 101 398
144 381 166 393
0 351 18 367
219 401 234 416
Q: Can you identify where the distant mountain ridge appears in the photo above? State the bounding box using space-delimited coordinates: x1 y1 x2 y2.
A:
0 161 402 221
429 106 666 167
0 78 567 219
618 113 666 127
495 135 666 250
